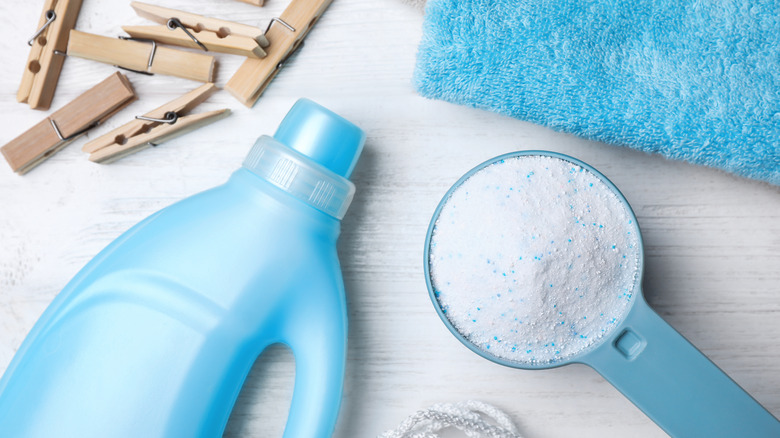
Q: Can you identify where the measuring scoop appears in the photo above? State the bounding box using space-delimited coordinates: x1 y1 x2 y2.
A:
424 151 780 437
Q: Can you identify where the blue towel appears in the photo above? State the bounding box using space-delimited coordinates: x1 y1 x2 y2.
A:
414 0 780 185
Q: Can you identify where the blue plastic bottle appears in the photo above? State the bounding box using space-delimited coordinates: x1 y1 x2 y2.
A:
0 99 365 438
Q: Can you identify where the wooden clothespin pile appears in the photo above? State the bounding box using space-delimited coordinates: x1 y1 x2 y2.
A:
3 0 333 174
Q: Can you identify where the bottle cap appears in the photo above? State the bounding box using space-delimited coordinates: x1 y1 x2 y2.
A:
274 98 365 178
243 99 365 219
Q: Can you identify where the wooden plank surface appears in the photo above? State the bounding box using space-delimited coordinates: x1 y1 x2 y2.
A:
0 1 779 437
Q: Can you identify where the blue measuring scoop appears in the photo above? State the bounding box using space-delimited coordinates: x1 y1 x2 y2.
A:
424 150 780 437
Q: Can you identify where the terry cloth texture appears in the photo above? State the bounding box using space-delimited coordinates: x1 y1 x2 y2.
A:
414 0 780 185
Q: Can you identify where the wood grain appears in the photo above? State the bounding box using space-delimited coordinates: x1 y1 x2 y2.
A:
225 0 333 107
122 25 267 58
67 30 215 82
83 82 218 154
131 1 269 45
89 109 231 164
0 1 778 437
17 0 83 110
124 2 269 57
2 71 135 173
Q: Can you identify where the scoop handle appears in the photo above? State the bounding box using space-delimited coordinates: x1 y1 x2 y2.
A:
583 295 780 437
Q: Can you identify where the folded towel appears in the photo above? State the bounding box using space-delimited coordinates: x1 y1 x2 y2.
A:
414 0 780 185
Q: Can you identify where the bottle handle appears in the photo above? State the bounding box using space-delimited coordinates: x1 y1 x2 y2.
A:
282 312 347 438
583 295 780 437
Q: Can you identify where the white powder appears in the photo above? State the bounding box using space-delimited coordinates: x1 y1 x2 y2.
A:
429 155 641 366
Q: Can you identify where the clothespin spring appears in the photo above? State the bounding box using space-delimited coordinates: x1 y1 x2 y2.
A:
263 17 300 70
166 18 207 51
49 118 99 142
57 35 161 76
264 17 295 34
164 16 270 51
27 10 56 46
135 111 179 125
115 36 158 76
135 111 179 147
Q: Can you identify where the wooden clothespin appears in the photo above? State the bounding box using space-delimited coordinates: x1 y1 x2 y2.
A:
83 83 230 164
18 0 83 110
225 0 332 107
123 2 269 58
67 30 215 82
2 72 136 174
237 0 264 5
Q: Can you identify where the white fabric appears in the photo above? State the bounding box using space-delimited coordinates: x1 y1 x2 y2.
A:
379 400 522 438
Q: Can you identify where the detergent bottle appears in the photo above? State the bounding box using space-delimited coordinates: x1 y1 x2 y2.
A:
0 98 365 438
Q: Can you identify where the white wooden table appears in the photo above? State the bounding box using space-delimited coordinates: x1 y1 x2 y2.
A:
1 1 779 437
